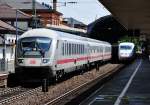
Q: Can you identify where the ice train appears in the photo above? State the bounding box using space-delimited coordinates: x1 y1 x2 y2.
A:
118 42 135 61
15 28 111 82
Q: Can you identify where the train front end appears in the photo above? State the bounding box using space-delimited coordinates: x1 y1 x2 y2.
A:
118 43 135 61
15 32 55 82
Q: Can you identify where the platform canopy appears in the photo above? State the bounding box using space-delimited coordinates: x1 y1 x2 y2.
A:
99 0 150 34
0 20 16 34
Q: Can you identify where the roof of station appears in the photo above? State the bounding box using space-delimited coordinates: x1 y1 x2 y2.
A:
0 0 48 10
0 20 15 31
0 4 31 20
99 0 150 34
0 20 16 34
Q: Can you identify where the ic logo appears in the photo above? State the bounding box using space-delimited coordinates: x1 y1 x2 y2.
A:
30 59 36 64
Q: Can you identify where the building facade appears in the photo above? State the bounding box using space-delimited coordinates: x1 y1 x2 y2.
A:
62 17 87 29
0 0 62 26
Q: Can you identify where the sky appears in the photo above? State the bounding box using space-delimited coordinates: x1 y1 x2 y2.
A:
37 0 110 25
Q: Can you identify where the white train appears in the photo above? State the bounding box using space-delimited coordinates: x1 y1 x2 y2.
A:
118 42 135 61
15 28 111 82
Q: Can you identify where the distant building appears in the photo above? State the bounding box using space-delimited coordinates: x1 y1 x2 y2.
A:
62 17 87 29
0 4 32 31
46 24 87 37
0 0 63 26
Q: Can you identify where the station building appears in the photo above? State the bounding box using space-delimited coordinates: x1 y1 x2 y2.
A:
0 0 63 26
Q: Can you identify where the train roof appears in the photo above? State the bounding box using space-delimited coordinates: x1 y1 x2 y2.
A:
19 28 110 45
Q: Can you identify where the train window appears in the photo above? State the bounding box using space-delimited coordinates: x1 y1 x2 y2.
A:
73 44 74 54
76 44 77 54
64 43 65 55
100 47 102 52
82 45 83 54
79 44 80 54
77 44 78 54
79 44 81 54
21 37 52 58
67 43 69 55
66 43 68 55
62 43 64 55
78 44 79 54
67 43 69 56
66 43 67 55
82 45 84 54
72 44 73 55
81 45 82 54
81 44 82 54
70 43 72 55
83 45 84 54
80 44 83 54
74 44 76 54
64 43 67 55
107 47 109 52
106 47 110 52
72 44 74 55
83 45 85 54
69 43 71 55
74 44 75 54
120 46 131 50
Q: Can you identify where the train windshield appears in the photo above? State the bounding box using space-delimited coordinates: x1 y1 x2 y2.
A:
20 37 51 57
120 45 132 50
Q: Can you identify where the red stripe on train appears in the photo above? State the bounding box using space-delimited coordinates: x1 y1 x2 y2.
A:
57 54 111 64
76 57 88 61
57 59 75 64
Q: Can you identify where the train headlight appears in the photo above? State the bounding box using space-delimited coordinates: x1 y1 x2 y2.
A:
18 59 24 63
42 59 50 63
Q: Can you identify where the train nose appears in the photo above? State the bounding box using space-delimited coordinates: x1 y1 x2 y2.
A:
18 58 51 67
25 58 41 66
120 52 129 57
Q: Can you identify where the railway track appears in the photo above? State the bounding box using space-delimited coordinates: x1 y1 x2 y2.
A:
0 64 124 105
0 87 41 105
44 64 124 105
0 87 28 97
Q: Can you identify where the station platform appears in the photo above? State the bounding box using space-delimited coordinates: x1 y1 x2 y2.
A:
80 58 150 105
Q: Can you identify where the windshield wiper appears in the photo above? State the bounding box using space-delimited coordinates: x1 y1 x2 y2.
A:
38 49 45 57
